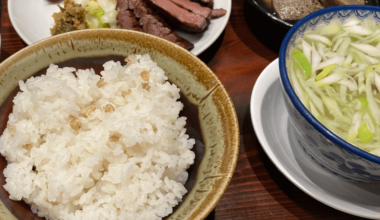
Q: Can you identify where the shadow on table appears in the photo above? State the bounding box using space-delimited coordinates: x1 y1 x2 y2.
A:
205 209 215 220
288 120 380 213
198 30 226 64
0 48 9 63
0 40 27 63
230 0 288 56
240 105 363 219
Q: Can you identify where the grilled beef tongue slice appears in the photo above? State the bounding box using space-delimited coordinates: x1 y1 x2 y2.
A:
116 0 142 31
127 0 194 50
147 0 208 32
117 11 143 30
117 0 130 10
170 0 211 20
273 0 324 21
139 14 194 50
189 0 213 8
211 9 226 18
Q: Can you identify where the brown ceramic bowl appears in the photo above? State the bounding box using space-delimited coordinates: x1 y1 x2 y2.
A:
0 29 239 220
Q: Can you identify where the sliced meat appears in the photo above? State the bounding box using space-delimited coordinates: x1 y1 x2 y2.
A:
117 10 143 31
140 14 194 49
211 8 226 18
117 0 142 31
130 0 152 16
127 0 194 49
148 0 208 32
273 0 324 21
116 0 130 10
202 0 213 8
140 14 192 49
170 0 212 20
189 0 213 8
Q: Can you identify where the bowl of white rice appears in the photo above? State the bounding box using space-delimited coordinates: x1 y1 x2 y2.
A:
0 29 239 220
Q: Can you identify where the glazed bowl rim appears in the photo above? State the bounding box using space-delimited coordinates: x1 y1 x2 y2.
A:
0 28 240 220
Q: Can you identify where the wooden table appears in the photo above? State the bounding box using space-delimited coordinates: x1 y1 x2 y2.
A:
0 0 368 219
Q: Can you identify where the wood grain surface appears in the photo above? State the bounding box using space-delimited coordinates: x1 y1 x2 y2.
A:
0 0 369 219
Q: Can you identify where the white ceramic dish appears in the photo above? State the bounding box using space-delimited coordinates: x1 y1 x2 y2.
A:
251 59 380 220
8 0 231 56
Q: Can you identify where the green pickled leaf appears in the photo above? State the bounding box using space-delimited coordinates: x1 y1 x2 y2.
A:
358 121 374 143
358 97 368 109
89 9 104 17
351 36 359 41
316 64 336 80
292 50 312 79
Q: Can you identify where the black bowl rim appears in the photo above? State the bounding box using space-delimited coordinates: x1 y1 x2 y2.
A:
246 0 293 29
279 5 380 165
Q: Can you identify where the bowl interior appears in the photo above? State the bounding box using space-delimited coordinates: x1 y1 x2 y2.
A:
0 29 239 220
279 5 380 166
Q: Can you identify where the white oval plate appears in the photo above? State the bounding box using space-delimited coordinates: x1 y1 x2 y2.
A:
8 0 230 56
251 59 380 219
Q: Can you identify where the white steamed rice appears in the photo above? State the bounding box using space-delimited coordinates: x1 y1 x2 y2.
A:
0 54 195 220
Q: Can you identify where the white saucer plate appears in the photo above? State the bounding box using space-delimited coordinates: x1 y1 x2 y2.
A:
8 0 231 56
251 59 380 219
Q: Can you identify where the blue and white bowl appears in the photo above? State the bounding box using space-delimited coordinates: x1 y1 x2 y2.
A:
279 5 380 183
